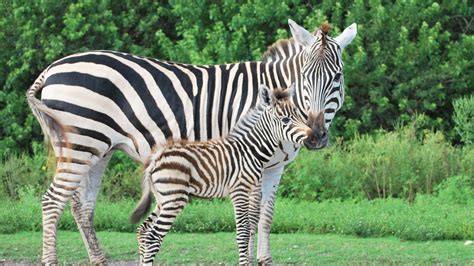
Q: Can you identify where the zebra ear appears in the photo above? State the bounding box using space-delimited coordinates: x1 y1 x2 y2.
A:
258 84 271 106
286 82 295 99
288 19 316 48
334 23 357 49
286 83 296 100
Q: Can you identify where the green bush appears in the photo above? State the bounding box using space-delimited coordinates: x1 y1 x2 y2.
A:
1 124 471 202
453 95 474 145
0 142 53 199
280 123 474 201
434 175 474 204
0 1 473 156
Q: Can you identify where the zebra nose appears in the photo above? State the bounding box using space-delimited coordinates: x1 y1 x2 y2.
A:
304 111 328 150
304 128 328 150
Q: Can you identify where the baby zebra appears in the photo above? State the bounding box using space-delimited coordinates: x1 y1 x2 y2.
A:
135 84 311 264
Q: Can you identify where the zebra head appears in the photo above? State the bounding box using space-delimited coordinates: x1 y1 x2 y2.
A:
288 19 357 149
259 84 311 145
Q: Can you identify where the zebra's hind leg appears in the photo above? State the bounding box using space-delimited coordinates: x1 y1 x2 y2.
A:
248 183 262 263
230 190 251 265
42 158 92 264
71 153 112 265
137 196 188 265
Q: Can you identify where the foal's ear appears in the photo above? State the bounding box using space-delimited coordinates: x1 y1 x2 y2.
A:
258 84 272 106
286 83 296 100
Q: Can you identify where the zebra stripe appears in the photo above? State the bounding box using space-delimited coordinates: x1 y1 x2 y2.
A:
137 85 309 264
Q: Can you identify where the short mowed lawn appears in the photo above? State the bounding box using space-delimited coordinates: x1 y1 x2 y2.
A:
1 231 473 264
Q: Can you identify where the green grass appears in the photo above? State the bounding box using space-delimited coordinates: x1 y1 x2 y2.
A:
1 190 473 241
1 231 473 264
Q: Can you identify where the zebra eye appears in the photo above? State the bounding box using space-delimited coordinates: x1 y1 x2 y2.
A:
281 117 291 124
334 73 342 83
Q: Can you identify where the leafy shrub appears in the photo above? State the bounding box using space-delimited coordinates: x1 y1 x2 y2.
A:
453 95 474 145
0 142 53 199
0 0 473 156
2 124 471 202
101 151 142 200
280 123 473 201
434 175 474 204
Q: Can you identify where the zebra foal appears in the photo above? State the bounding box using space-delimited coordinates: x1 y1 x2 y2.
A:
136 84 310 264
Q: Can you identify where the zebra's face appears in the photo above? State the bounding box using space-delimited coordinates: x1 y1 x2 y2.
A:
259 84 311 145
289 19 357 150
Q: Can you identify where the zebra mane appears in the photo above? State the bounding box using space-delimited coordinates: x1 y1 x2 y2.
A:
261 22 332 62
261 38 299 62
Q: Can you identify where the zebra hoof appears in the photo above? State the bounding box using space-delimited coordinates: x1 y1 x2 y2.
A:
257 256 273 265
90 256 107 265
41 258 59 266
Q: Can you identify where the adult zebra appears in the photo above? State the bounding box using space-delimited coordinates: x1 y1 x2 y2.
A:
27 19 356 264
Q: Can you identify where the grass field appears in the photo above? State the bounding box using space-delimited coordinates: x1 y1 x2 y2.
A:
2 193 473 241
1 231 473 264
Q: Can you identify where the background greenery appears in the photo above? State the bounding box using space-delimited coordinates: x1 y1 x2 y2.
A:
0 1 473 253
0 0 472 155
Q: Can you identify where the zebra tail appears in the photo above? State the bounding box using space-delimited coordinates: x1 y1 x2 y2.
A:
26 70 71 160
130 145 168 223
130 171 153 224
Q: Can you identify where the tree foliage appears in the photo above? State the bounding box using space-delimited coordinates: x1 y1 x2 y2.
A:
0 0 472 155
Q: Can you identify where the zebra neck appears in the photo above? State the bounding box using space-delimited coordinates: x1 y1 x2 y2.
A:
258 50 305 90
228 113 279 165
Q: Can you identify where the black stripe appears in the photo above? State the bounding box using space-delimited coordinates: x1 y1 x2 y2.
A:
188 65 204 140
206 67 216 139
112 52 190 139
44 99 131 141
68 126 112 147
228 63 248 131
52 52 172 140
217 64 231 136
44 71 156 149
54 142 100 157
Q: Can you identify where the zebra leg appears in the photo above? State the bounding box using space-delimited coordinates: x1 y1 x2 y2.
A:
42 160 91 264
230 190 251 265
248 183 262 262
71 153 112 264
257 166 284 265
137 198 188 265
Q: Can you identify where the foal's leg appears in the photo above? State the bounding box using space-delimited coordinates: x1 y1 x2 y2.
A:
137 183 189 265
230 190 251 265
248 183 262 262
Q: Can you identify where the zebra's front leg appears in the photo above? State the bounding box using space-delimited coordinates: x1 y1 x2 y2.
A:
257 166 284 265
248 183 262 262
230 190 251 265
71 154 112 265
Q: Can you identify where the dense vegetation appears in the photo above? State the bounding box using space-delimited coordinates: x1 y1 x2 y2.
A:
0 1 472 246
0 0 472 155
2 122 473 202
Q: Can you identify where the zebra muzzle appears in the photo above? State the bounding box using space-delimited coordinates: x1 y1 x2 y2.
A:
304 111 328 150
